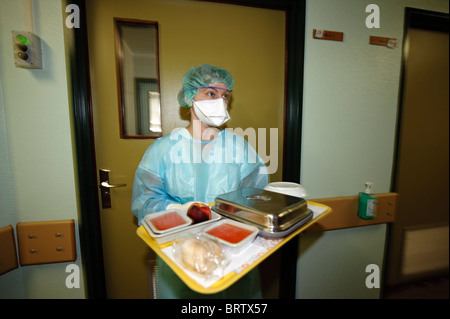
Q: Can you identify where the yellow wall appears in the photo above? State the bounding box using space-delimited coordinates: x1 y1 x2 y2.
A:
88 0 285 183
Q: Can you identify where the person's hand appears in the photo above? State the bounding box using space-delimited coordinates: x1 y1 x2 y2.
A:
166 201 196 210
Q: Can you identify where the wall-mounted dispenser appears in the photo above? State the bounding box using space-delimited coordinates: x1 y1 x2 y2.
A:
358 182 376 219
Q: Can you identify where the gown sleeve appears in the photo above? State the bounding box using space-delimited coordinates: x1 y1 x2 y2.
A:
131 139 180 225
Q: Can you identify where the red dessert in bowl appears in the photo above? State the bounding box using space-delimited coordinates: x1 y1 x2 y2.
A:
146 209 192 234
203 219 258 254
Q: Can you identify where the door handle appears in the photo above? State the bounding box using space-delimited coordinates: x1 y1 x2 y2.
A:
99 169 127 209
100 181 127 188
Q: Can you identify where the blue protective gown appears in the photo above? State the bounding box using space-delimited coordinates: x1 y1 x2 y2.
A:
131 128 268 298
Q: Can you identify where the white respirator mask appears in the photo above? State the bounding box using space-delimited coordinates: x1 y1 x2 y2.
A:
192 98 230 127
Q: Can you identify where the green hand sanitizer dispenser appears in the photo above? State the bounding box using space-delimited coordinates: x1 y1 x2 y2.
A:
358 182 376 219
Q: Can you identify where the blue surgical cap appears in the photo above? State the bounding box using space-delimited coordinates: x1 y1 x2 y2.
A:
177 64 234 107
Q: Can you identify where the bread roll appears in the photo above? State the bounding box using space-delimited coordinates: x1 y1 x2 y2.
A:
181 238 222 274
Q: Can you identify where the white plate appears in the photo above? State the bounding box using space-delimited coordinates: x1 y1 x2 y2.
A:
264 181 307 198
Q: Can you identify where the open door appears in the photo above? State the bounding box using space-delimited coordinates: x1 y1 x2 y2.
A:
388 8 449 287
68 0 306 298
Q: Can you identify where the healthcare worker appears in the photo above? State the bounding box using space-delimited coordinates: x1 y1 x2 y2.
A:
131 64 268 298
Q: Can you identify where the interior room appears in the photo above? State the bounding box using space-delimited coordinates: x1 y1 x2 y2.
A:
0 0 448 300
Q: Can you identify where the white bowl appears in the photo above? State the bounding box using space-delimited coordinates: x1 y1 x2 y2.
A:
264 182 307 198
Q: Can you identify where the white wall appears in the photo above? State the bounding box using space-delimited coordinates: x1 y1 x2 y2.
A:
301 0 448 198
297 0 448 298
0 0 85 298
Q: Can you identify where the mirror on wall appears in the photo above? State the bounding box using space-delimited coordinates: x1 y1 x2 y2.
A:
114 18 162 138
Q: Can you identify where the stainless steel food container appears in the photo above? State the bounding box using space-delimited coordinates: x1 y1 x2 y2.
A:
212 187 313 237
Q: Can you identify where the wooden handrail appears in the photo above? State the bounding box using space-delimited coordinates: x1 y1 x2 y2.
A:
306 193 399 233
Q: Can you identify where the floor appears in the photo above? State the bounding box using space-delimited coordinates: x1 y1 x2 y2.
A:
383 276 449 299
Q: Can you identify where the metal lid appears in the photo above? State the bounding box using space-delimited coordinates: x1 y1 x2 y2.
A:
212 188 310 233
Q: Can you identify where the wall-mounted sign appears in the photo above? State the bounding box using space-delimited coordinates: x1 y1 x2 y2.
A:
313 29 344 42
369 36 397 48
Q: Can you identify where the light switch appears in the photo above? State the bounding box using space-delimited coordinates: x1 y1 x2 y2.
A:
11 31 43 69
16 220 76 266
0 225 18 275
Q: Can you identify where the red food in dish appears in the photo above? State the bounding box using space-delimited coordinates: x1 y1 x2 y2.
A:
187 203 211 224
206 223 253 244
150 211 188 231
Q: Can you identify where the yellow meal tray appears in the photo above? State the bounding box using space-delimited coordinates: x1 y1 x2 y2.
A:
136 201 331 294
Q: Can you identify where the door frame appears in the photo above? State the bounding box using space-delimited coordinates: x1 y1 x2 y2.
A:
67 0 306 298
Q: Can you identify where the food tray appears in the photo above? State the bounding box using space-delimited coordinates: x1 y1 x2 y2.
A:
137 201 332 294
